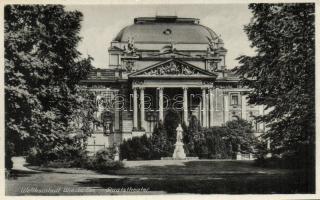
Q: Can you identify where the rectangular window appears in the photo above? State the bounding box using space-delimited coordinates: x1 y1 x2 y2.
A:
231 94 239 105
110 54 119 66
96 72 101 78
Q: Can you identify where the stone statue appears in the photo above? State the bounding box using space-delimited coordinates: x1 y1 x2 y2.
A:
124 37 136 54
206 36 218 54
176 124 183 142
208 61 217 72
172 124 186 160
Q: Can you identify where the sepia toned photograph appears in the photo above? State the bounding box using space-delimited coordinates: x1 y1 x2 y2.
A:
3 1 316 197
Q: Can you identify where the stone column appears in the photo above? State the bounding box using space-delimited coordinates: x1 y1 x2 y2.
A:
241 94 247 120
158 87 164 122
133 87 138 130
183 87 188 126
206 93 209 127
202 88 207 127
224 92 229 123
209 87 214 127
140 87 145 130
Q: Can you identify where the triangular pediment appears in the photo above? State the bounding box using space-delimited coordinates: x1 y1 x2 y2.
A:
129 59 217 78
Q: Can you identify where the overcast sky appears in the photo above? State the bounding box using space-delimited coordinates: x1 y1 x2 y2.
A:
66 4 255 69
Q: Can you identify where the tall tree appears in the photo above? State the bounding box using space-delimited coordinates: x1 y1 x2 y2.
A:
234 4 315 157
5 5 93 166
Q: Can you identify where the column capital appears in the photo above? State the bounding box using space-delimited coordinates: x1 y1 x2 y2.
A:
201 86 209 90
132 86 138 90
133 80 144 85
182 87 188 91
157 87 164 91
202 81 214 85
138 87 145 91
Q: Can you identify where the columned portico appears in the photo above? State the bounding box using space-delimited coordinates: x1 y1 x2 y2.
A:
129 59 217 132
132 85 214 129
132 85 218 131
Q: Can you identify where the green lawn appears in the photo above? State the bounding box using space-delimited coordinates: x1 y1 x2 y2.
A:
6 160 314 195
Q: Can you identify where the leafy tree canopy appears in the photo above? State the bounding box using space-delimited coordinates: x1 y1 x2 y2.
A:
234 4 315 153
5 5 93 157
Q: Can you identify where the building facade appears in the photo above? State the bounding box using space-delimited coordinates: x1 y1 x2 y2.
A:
80 16 265 152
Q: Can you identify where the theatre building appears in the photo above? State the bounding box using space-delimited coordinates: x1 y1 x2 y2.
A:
80 16 266 152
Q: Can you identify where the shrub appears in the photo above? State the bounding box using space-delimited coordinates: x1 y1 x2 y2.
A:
26 147 45 166
120 135 153 160
83 156 96 169
25 139 91 167
150 122 174 159
204 127 230 159
184 118 257 159
225 119 257 153
92 160 124 173
86 148 124 172
26 146 124 172
92 148 124 171
184 116 205 157
119 120 180 160
119 118 259 160
164 110 181 141
45 160 74 168
26 146 89 168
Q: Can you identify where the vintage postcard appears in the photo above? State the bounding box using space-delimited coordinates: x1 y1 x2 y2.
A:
1 0 319 199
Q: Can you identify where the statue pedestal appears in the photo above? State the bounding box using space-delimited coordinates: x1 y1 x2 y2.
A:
236 152 242 160
172 141 186 160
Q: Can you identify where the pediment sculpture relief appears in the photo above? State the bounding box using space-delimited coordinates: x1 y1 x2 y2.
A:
142 61 200 76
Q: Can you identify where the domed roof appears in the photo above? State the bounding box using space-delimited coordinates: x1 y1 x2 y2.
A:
114 16 218 44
